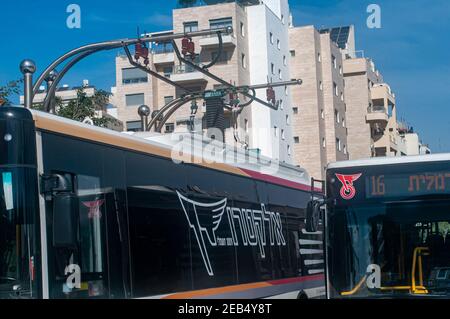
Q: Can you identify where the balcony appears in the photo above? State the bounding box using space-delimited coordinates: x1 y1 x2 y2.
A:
170 65 208 84
152 45 175 65
199 34 236 48
366 105 388 123
371 83 396 105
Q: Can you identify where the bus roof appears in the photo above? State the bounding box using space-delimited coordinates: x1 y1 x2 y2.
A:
29 109 315 192
328 153 450 169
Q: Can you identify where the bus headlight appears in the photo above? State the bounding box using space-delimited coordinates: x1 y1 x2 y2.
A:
4 133 12 142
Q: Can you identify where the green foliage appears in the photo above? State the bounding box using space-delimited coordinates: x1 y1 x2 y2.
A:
31 87 113 128
57 88 112 128
0 79 22 105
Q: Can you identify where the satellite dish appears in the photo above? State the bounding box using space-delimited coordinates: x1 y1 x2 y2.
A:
83 117 94 125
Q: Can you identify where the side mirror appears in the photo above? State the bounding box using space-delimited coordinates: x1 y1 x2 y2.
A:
53 193 78 248
306 200 322 233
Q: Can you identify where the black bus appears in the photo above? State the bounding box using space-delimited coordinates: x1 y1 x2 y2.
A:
0 105 324 299
322 155 450 298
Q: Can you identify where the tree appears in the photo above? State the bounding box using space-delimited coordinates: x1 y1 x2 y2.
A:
0 79 22 105
57 88 113 128
32 87 114 128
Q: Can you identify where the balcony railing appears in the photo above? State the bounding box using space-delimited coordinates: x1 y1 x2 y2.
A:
173 64 198 74
152 45 174 55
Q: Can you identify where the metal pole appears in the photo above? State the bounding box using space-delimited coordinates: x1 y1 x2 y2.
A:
20 60 36 109
245 79 302 90
45 70 58 113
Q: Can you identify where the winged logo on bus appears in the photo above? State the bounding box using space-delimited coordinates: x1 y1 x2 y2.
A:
176 191 227 276
335 173 362 200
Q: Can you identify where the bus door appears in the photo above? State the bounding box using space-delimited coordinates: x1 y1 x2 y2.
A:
45 173 130 299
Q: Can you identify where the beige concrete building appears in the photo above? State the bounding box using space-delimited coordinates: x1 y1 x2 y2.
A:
288 24 429 179
112 0 296 163
288 25 349 179
343 57 413 159
110 2 429 177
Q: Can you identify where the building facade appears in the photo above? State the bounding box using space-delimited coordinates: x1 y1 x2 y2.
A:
112 0 295 163
288 25 349 179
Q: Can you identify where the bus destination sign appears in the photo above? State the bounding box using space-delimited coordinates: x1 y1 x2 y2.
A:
366 171 450 198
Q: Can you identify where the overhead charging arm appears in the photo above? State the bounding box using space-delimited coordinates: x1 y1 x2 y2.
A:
122 45 192 93
43 50 95 112
31 27 233 104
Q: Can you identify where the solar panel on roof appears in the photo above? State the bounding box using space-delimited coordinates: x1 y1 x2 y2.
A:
318 26 351 49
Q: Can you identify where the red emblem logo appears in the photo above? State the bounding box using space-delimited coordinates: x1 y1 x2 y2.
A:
82 199 105 219
335 173 362 200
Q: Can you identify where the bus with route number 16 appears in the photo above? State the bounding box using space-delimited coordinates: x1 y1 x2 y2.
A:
306 154 450 299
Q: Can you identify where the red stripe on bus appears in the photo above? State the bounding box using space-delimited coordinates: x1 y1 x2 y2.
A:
268 274 325 286
241 168 322 193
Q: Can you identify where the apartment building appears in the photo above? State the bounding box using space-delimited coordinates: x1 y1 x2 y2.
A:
342 56 416 158
288 23 429 179
288 25 349 179
112 0 295 163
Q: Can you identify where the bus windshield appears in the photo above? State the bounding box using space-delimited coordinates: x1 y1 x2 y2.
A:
327 199 450 298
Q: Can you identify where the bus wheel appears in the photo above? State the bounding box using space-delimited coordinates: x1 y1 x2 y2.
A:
297 291 308 299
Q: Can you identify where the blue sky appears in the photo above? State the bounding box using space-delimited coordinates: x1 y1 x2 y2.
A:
1 0 449 152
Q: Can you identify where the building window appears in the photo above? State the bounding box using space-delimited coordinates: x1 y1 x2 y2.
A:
335 109 340 123
322 138 326 148
122 67 148 84
287 145 291 156
279 99 284 110
240 22 245 37
127 120 142 132
285 86 288 95
126 93 145 107
293 107 298 115
165 123 175 133
343 145 347 155
271 63 274 74
244 119 248 133
319 81 323 91
163 66 173 77
278 69 282 80
290 50 295 57
270 32 274 44
210 17 232 30
286 114 290 125
274 126 278 137
281 129 285 140
277 39 281 50
211 51 228 63
241 53 247 69
336 138 341 151
318 52 321 62
294 136 300 144
332 54 337 68
321 109 324 119
164 96 174 105
334 82 338 96
339 65 343 75
281 14 285 24
283 55 287 66
340 92 344 101
342 117 346 128
184 21 198 33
